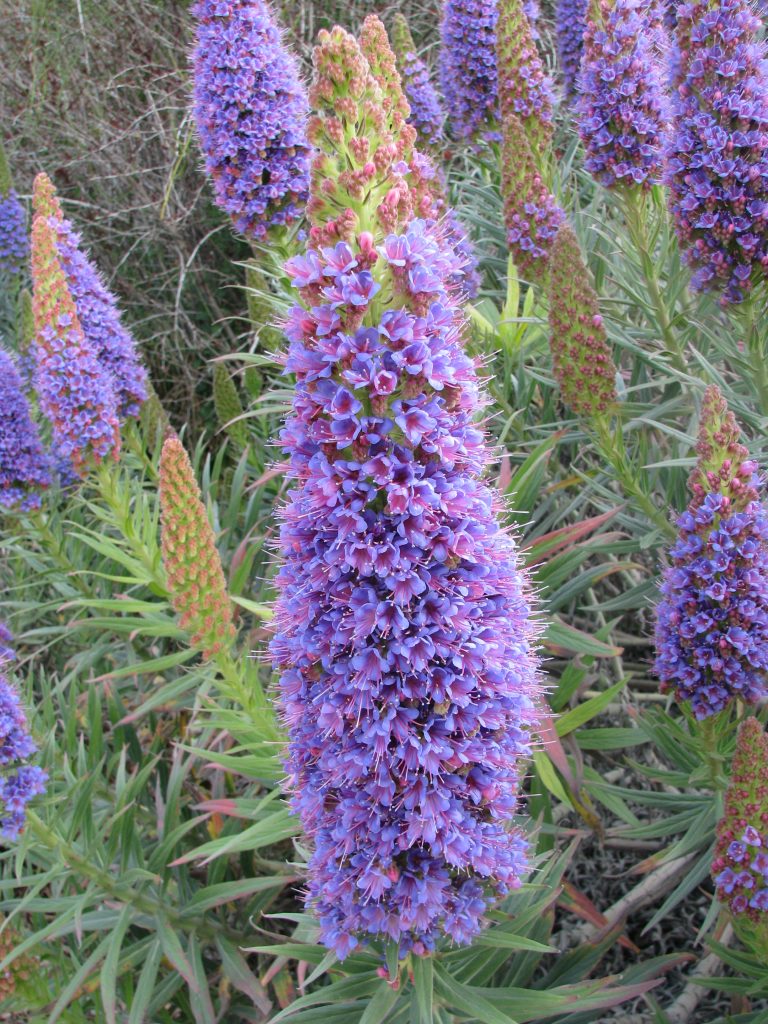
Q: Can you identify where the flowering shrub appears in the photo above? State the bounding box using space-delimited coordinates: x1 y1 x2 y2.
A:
271 21 541 959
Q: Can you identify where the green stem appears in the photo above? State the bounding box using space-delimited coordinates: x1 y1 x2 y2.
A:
697 716 728 792
622 189 686 374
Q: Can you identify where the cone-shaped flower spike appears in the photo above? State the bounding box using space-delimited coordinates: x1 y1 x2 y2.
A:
0 142 27 277
0 349 51 511
497 0 554 154
556 0 589 99
392 14 445 150
440 0 500 143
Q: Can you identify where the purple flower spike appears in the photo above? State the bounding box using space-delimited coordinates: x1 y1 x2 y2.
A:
272 26 541 961
392 15 445 150
655 387 768 719
440 0 500 144
191 0 312 239
0 349 51 512
577 0 667 190
0 657 46 841
50 218 147 420
666 0 768 304
556 0 589 99
0 144 28 277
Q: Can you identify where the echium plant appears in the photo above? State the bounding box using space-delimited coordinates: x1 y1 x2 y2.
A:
712 717 768 961
439 0 500 144
577 0 666 190
655 386 768 719
555 0 589 99
30 211 121 473
391 13 445 150
0 628 46 842
159 435 236 660
496 0 554 155
32 174 147 420
0 141 27 278
666 0 768 304
500 113 565 283
547 224 617 418
0 348 50 512
191 0 312 240
271 22 542 959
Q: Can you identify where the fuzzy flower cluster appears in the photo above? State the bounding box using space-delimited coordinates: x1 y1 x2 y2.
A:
30 214 120 473
0 631 46 842
497 0 554 154
556 0 589 99
548 224 617 417
159 436 236 659
655 387 768 719
577 0 667 189
501 114 565 282
713 719 768 956
0 349 51 512
440 0 500 143
666 0 768 303
191 0 311 239
43 208 147 419
392 14 445 149
272 23 541 960
0 144 27 277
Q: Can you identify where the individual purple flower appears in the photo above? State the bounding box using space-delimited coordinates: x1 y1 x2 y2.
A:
272 25 541 960
392 14 445 150
440 0 500 143
191 0 311 240
555 0 589 99
665 0 768 304
0 348 51 512
0 651 46 842
655 387 768 719
577 0 667 189
0 143 27 277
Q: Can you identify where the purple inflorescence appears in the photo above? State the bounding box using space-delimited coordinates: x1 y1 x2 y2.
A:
655 481 768 719
524 0 541 40
0 191 27 277
714 825 768 916
555 0 589 99
440 0 500 143
191 0 312 239
0 349 51 512
51 218 147 419
0 631 46 841
577 0 667 189
666 0 768 304
272 218 541 958
400 50 445 149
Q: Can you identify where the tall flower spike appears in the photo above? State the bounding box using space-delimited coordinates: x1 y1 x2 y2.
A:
439 0 500 144
577 0 667 189
0 632 47 841
501 114 565 282
0 142 28 278
392 13 445 150
548 224 617 418
523 0 542 39
0 349 51 512
359 15 481 298
272 25 541 960
496 0 554 155
712 718 768 959
555 0 589 99
191 0 311 240
213 363 249 449
32 174 147 419
666 0 768 304
30 215 120 474
159 436 235 660
655 386 768 718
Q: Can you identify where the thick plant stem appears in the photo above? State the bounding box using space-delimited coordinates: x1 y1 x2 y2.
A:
697 714 728 792
594 414 677 540
622 189 687 374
